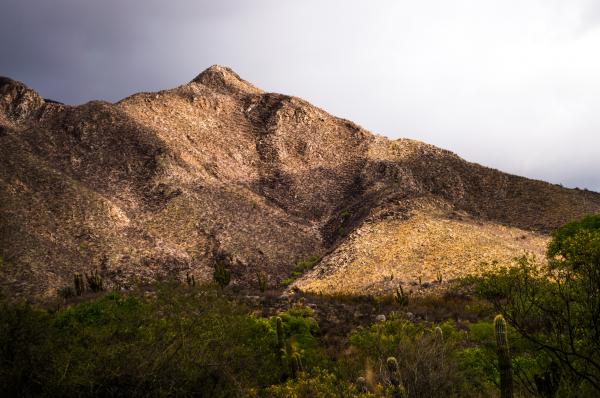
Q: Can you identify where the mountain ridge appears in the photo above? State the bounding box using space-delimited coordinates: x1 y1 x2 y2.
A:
1 65 599 298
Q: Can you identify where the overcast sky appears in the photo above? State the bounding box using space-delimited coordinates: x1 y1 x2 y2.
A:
1 0 599 191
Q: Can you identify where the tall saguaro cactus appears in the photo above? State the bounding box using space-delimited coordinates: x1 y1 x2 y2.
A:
434 326 444 342
276 316 285 358
85 270 104 292
386 357 408 398
213 262 231 289
74 273 85 296
185 272 195 287
290 352 303 379
494 314 514 398
257 272 267 292
275 316 305 379
394 284 409 306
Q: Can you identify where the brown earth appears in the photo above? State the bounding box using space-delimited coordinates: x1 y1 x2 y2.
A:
1 66 599 299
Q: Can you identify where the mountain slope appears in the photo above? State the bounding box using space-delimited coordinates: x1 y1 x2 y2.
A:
1 66 599 298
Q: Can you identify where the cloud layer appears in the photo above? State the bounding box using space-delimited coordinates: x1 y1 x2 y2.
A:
1 0 599 191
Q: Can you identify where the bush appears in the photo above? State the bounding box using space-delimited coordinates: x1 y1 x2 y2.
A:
276 305 323 370
0 284 334 397
0 299 54 397
348 316 473 397
475 214 600 395
0 284 283 397
294 255 321 273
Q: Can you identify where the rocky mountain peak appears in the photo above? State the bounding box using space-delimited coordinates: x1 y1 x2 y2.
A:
191 65 263 95
0 76 45 123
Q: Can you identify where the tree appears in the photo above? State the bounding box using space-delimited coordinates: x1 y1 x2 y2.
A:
477 215 600 393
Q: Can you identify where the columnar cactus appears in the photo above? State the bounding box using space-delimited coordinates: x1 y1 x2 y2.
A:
213 262 231 288
275 315 305 379
386 357 407 398
494 314 513 398
74 272 85 296
85 270 104 292
186 272 195 287
290 352 303 379
434 326 443 342
276 317 285 357
58 286 75 299
534 361 561 398
395 284 409 306
257 272 267 292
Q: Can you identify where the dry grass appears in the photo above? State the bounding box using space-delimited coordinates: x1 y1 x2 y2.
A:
294 200 548 296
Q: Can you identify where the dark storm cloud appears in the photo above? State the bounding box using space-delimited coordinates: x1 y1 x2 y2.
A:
0 0 253 103
1 0 599 192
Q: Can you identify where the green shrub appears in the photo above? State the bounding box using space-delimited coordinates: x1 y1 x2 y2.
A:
0 299 53 397
275 305 323 371
281 278 295 287
0 284 282 397
475 214 600 394
349 316 482 397
294 255 321 273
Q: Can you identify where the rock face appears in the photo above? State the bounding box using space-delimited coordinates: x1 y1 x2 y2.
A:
1 65 599 298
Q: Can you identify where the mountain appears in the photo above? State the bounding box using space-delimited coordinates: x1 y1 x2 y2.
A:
1 66 599 299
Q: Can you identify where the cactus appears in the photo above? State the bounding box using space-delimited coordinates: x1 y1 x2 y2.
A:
494 314 513 398
275 315 306 379
395 284 409 306
277 318 304 380
85 270 104 292
74 272 85 296
534 361 561 398
436 270 443 284
434 326 443 342
213 262 231 288
58 286 75 299
284 337 304 379
386 357 408 398
276 317 285 357
257 272 267 292
290 352 303 378
186 272 195 287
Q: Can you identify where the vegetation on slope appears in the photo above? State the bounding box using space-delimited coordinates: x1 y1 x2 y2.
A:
295 201 549 296
1 214 599 397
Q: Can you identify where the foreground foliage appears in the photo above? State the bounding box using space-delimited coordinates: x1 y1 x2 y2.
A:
1 284 286 397
477 214 600 396
1 214 599 397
